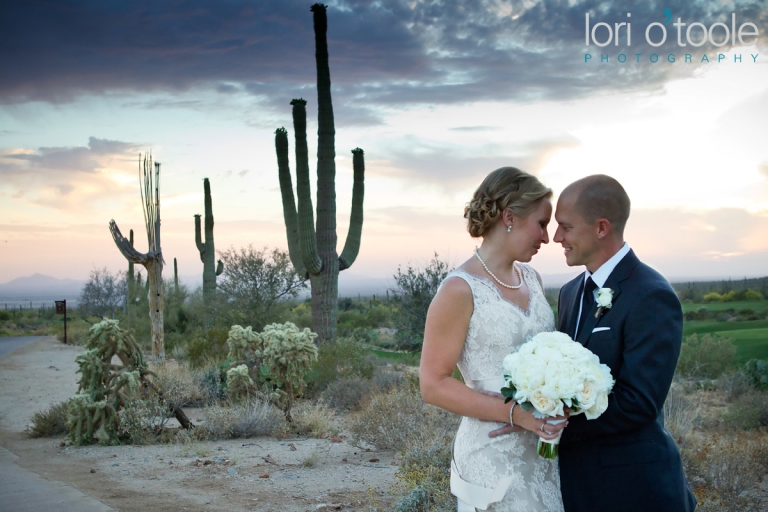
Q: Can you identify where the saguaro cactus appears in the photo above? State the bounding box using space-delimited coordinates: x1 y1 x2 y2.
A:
108 153 166 362
194 178 223 329
274 3 365 343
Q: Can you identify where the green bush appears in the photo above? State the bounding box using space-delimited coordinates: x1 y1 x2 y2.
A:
743 359 768 390
676 334 736 379
305 336 376 394
744 289 765 301
26 401 69 438
703 292 723 303
186 327 230 367
0 310 10 321
723 392 768 430
55 317 92 345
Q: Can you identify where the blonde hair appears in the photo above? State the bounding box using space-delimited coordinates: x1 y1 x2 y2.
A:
464 167 552 238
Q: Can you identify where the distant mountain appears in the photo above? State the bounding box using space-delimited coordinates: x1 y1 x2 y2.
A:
0 273 85 299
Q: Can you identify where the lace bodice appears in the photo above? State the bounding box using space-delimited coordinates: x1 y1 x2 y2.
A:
444 264 563 512
448 264 555 382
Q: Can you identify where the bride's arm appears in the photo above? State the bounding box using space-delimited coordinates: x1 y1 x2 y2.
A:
419 277 563 440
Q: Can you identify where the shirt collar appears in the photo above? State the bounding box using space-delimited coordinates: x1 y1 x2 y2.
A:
585 242 630 288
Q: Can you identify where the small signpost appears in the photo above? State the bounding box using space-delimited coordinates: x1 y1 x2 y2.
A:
55 300 67 344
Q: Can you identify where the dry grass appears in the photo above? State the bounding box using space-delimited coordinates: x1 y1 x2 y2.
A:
200 400 286 439
150 359 211 407
26 401 68 438
291 401 338 437
349 386 458 452
664 383 701 448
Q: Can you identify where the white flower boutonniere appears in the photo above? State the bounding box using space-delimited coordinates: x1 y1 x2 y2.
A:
594 288 613 318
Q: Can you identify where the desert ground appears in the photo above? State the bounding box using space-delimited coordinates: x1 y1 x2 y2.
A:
0 336 398 511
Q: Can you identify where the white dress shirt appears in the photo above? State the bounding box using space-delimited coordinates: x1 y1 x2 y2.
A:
574 242 631 336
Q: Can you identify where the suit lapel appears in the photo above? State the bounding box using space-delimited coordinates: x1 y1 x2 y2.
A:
560 275 585 339
579 249 639 347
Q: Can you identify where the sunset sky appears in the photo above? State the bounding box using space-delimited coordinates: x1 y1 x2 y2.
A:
1 0 767 288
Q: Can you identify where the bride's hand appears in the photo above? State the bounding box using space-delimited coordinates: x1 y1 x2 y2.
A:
513 406 568 441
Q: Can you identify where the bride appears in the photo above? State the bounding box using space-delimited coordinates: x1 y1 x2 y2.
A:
420 167 566 512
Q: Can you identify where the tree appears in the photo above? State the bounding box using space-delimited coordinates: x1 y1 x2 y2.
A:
79 267 126 319
216 246 307 331
109 153 166 362
274 3 365 343
390 253 452 351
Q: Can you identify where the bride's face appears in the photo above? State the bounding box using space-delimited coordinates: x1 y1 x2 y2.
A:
510 198 552 262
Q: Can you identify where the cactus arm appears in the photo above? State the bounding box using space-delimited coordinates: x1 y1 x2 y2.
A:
109 220 147 264
216 259 224 276
194 214 205 262
291 98 323 275
339 148 364 271
275 127 307 278
311 3 338 265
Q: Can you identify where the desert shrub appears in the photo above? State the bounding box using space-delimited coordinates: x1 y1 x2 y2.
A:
291 401 337 437
26 401 69 438
684 431 768 510
390 253 452 351
743 359 768 390
716 369 753 400
186 327 229 367
663 384 700 448
676 334 736 379
744 289 764 300
198 362 228 403
118 394 174 445
0 310 10 321
200 400 286 439
79 267 126 318
55 317 92 345
305 335 376 394
152 359 209 407
395 435 455 512
226 364 257 401
322 368 407 411
350 386 459 452
702 292 723 303
722 392 768 429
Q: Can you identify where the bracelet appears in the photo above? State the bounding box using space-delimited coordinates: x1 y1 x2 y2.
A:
509 401 517 427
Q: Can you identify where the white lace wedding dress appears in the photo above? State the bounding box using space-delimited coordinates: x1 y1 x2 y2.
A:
444 264 564 512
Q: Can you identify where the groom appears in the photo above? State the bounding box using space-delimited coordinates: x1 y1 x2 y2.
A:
553 175 695 512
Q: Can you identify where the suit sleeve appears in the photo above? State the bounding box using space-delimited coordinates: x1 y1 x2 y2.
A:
562 286 683 442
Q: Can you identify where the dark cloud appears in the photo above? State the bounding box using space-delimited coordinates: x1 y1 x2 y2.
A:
0 0 765 110
1 137 139 175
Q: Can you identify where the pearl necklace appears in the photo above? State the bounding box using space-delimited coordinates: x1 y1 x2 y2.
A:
474 248 523 290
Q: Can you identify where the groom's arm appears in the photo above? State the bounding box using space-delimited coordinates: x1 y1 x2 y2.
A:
562 285 683 442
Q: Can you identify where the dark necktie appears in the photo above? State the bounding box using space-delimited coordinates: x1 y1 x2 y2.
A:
576 277 597 339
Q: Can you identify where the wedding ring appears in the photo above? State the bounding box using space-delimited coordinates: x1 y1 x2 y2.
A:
540 423 545 432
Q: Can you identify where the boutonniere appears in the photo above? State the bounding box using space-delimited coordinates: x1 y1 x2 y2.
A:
595 288 614 318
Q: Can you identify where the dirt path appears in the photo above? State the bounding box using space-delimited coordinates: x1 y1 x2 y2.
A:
0 337 399 511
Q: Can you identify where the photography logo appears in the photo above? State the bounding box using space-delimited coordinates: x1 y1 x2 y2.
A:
584 10 760 64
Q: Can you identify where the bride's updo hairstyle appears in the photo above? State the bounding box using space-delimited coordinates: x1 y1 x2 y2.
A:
464 167 552 238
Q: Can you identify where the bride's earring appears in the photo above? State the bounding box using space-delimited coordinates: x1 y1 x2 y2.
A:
507 225 512 233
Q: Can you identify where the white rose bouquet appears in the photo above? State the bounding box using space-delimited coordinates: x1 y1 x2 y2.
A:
500 331 615 459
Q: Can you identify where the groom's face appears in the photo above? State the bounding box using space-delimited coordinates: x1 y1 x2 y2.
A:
553 193 599 267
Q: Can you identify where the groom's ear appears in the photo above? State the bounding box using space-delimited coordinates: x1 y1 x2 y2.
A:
595 218 612 239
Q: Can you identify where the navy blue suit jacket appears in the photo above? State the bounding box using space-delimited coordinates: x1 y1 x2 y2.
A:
556 249 696 512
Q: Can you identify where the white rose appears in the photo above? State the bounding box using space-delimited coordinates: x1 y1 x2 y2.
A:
530 389 564 417
542 359 585 399
584 391 609 419
595 288 613 308
511 354 547 392
532 346 563 365
502 352 521 377
574 380 597 412
556 340 593 364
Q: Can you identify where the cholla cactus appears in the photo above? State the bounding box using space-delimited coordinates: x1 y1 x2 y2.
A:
226 364 256 401
226 325 263 363
261 322 318 419
67 319 146 445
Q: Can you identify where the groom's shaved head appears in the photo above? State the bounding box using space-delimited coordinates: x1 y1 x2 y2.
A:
562 175 631 237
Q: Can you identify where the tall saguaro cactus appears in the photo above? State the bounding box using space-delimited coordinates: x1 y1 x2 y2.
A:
194 177 223 329
109 153 165 362
274 3 365 343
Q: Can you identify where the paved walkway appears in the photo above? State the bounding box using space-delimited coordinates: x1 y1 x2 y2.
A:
0 446 114 512
0 337 114 511
0 336 48 358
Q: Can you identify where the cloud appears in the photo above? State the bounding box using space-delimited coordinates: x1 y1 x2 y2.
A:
1 0 764 110
0 136 143 211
